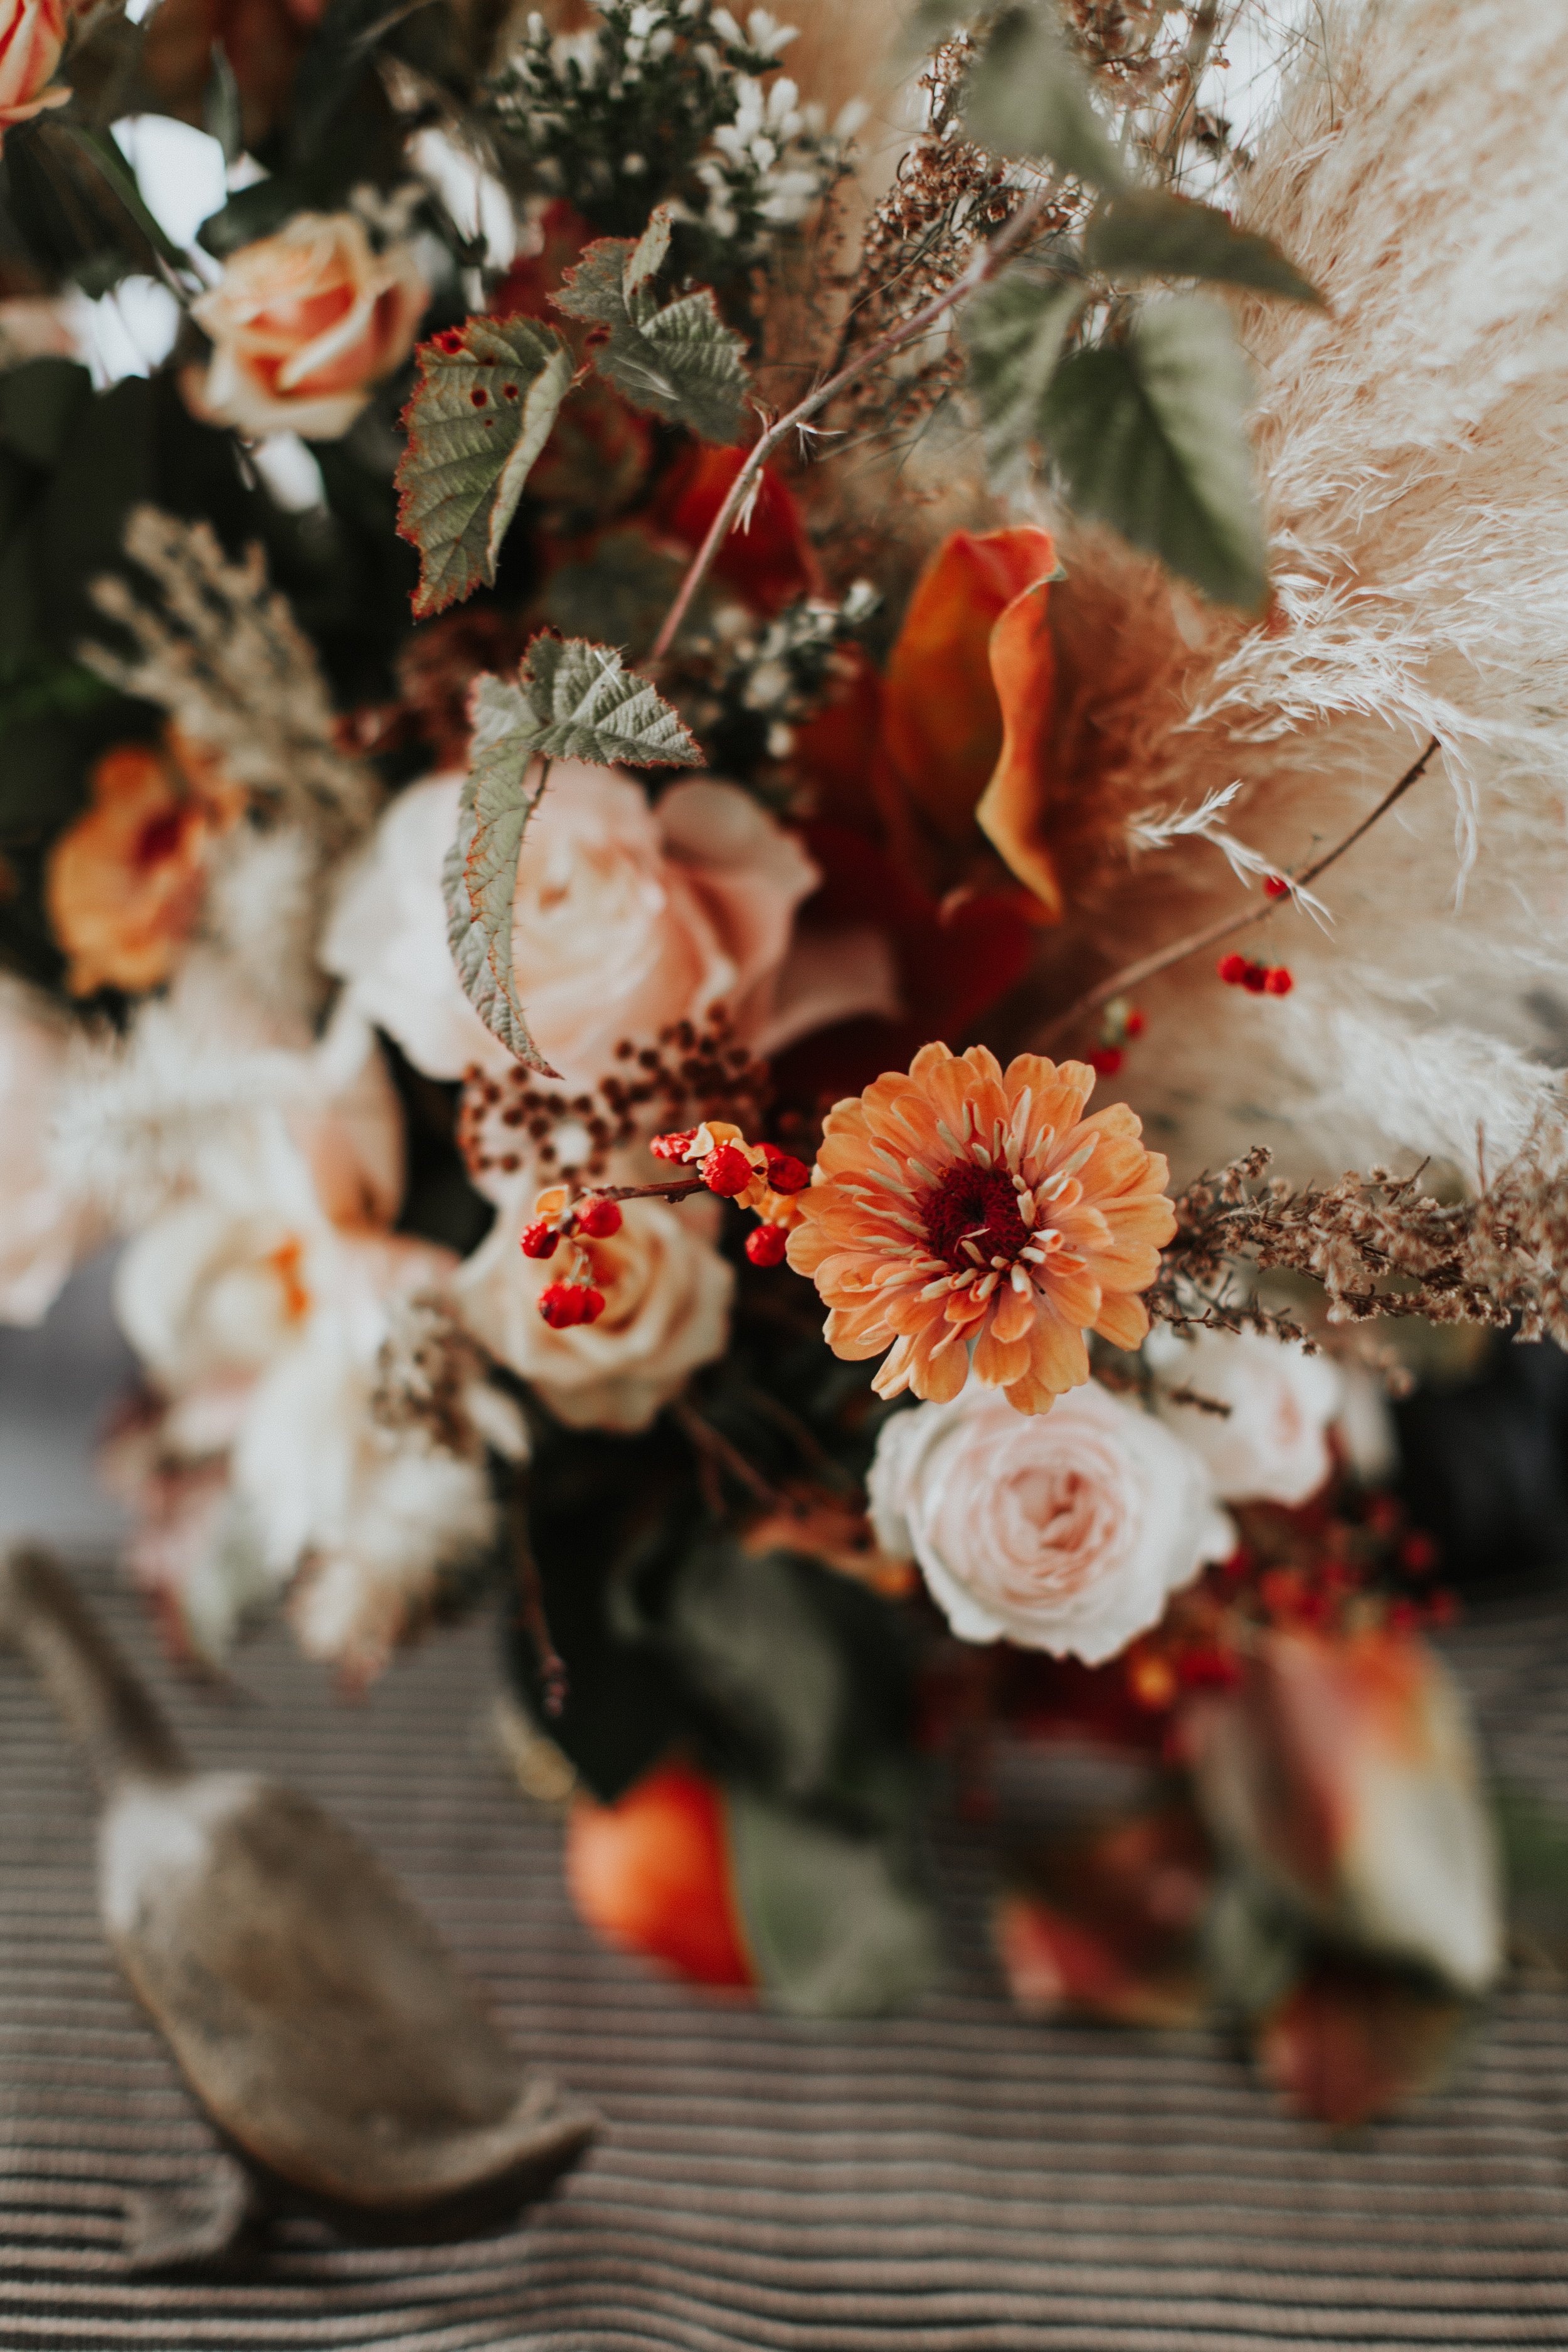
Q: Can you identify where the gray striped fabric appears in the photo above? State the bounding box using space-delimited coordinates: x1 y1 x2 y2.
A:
4 1564 1568 2350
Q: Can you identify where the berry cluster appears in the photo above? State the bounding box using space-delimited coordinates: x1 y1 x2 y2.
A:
1087 995 1147 1078
520 1185 628 1328
650 1120 812 1263
1217 951 1293 995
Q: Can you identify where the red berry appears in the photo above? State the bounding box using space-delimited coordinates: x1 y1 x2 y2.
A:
565 1764 755 1989
760 1142 811 1194
575 1195 623 1237
578 1286 606 1324
538 1281 586 1328
745 1222 790 1267
521 1220 559 1259
1264 874 1290 899
1242 961 1269 994
1217 951 1249 985
1088 1045 1124 1076
650 1128 697 1163
701 1141 755 1197
1264 965 1294 995
1123 1007 1147 1039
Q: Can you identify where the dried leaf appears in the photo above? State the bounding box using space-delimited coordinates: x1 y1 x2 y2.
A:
396 315 573 619
1042 297 1268 610
554 203 751 444
1085 190 1325 309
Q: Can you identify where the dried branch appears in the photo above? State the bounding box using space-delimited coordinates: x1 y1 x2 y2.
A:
83 507 379 849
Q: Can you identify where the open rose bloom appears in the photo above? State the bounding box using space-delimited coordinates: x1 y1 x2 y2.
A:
187 212 427 440
789 1043 1174 1414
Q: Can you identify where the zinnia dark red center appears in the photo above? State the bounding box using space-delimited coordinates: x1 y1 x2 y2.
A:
922 1162 1029 1271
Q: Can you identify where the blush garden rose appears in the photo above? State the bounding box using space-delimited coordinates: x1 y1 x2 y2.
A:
186 212 427 441
868 1378 1233 1664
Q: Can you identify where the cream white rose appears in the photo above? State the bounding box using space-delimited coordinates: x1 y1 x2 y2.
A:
322 765 893 1094
0 978 98 1323
453 1187 733 1433
186 213 426 441
1148 1327 1341 1506
868 1379 1233 1664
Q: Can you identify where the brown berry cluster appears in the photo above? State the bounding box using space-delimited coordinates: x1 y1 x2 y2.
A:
457 1008 770 1189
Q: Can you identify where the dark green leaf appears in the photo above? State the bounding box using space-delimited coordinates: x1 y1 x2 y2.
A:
554 203 751 443
1085 189 1324 307
198 175 304 260
963 4 1125 191
505 632 703 769
1041 296 1268 609
203 42 245 167
667 1544 851 1804
726 1787 941 2016
443 674 556 1073
395 314 573 618
0 360 92 470
963 269 1085 491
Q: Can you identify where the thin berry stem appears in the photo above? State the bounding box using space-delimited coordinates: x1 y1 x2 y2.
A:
1039 736 1441 1048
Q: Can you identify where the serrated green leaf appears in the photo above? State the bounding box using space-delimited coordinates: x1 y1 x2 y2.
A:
443 641 700 1068
514 633 702 768
963 269 1086 491
963 4 1125 191
443 675 556 1072
554 203 751 445
1041 295 1268 609
396 315 573 619
726 1786 941 2017
1085 190 1324 308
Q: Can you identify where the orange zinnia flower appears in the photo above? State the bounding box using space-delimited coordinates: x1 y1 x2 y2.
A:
787 1042 1175 1416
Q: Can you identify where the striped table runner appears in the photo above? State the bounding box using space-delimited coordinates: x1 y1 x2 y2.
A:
4 1564 1568 2350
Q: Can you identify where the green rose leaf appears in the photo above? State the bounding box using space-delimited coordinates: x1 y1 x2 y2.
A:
396 314 573 620
1084 189 1325 309
963 3 1125 192
1041 295 1268 610
726 1786 942 2018
963 270 1086 492
553 203 751 444
443 643 701 1070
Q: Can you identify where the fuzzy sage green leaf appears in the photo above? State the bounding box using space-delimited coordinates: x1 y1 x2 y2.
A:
1084 190 1325 309
553 202 751 443
443 642 702 1071
396 315 573 620
1041 295 1268 610
963 270 1087 492
726 1787 941 2017
962 4 1125 191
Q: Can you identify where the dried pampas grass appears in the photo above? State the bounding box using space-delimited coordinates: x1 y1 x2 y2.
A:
1029 0 1568 1185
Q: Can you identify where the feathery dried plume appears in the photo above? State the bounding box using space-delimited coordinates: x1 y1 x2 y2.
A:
1025 0 1568 1185
82 508 378 849
1152 1119 1568 1348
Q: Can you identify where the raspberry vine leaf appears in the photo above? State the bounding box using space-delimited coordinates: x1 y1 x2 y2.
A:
962 3 1126 193
443 645 702 1071
553 203 751 444
396 315 573 620
963 272 1087 492
1041 295 1268 612
1084 191 1326 309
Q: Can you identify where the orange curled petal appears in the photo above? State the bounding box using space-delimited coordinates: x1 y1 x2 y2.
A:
975 573 1062 918
1094 1290 1150 1350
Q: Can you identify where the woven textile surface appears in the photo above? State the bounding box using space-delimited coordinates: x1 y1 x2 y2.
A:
4 1565 1568 2352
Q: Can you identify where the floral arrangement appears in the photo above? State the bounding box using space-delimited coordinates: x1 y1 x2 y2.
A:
3 0 1568 2127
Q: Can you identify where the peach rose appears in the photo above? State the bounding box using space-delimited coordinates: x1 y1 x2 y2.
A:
324 765 878 1094
0 0 70 143
452 1185 733 1432
186 212 427 441
45 731 243 999
0 978 98 1323
868 1379 1232 1663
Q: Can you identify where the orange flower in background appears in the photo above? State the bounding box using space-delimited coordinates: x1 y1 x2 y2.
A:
787 1042 1174 1414
46 731 243 998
